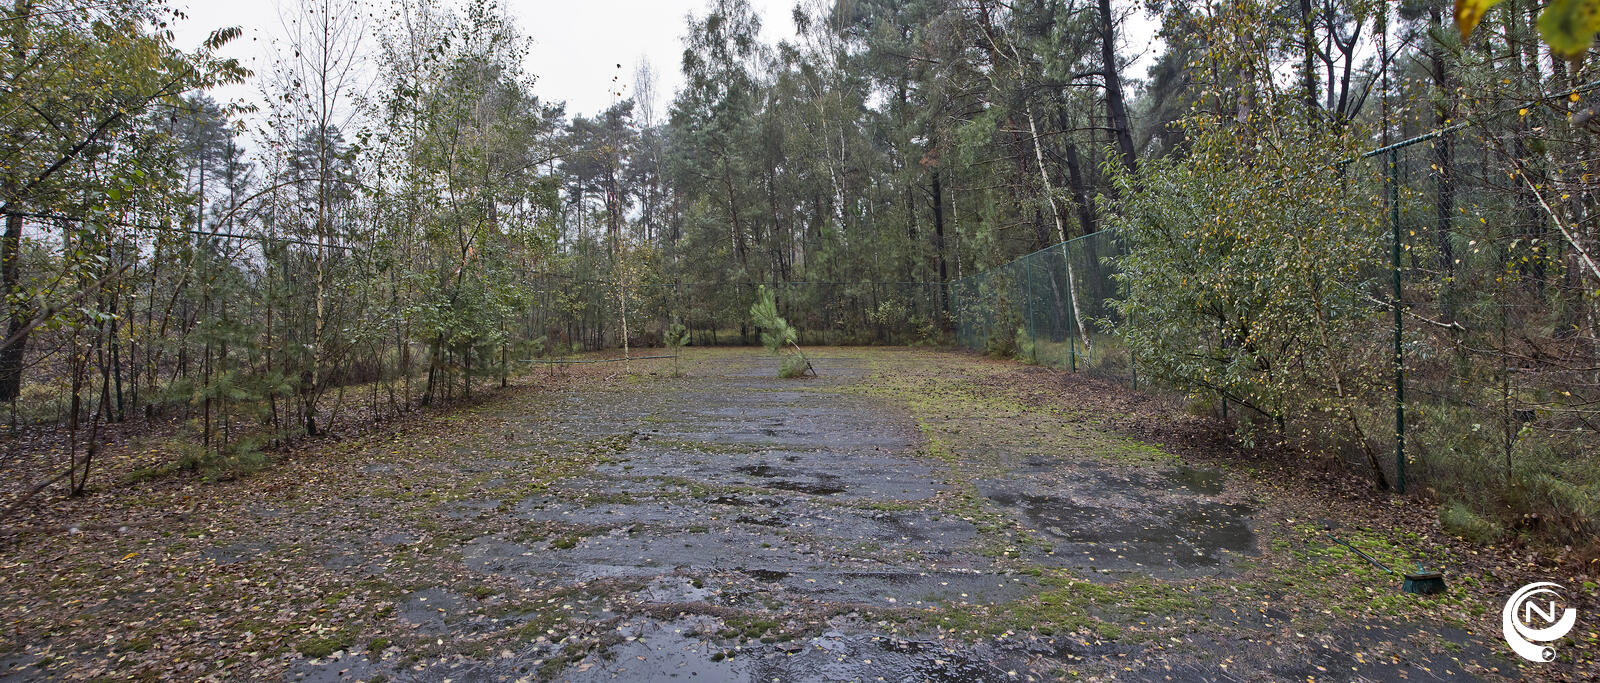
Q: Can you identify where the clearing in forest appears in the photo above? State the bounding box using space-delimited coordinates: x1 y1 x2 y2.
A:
0 348 1593 681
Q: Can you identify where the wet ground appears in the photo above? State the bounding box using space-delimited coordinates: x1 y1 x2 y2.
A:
1 349 1535 681
412 352 1255 681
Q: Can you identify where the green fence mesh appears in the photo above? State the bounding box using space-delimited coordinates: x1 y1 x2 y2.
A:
949 230 1125 378
524 84 1600 523
526 278 948 349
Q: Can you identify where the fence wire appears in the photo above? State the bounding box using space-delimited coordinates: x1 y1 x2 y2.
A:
525 279 949 350
524 86 1598 531
949 230 1127 379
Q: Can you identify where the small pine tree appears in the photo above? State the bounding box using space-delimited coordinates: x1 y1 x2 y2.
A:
665 320 690 377
749 286 814 378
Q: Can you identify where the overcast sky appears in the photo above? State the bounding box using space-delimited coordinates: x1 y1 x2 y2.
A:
171 0 804 124
171 0 1164 137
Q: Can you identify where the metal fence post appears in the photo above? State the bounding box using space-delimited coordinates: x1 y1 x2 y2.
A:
1389 147 1406 495
1023 259 1036 362
1069 319 1078 371
1065 244 1078 372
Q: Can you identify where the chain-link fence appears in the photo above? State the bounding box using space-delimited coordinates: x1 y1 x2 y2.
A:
1372 102 1598 516
949 229 1126 379
525 278 948 350
523 81 1598 540
945 85 1599 539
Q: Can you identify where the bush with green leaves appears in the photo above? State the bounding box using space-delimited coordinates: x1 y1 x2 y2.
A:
984 294 1022 359
749 285 813 378
1103 91 1393 486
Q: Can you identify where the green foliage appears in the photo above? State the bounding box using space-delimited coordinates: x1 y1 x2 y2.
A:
296 635 351 659
1015 327 1035 363
983 330 1016 359
1535 0 1600 59
1440 502 1504 544
1104 86 1385 450
665 321 690 377
749 285 797 354
1455 0 1600 60
749 286 812 377
665 322 691 349
778 354 809 378
129 429 272 483
983 295 1021 359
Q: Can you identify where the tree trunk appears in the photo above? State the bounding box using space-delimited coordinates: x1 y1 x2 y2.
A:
0 210 29 402
931 167 947 313
1098 0 1138 175
1024 103 1092 352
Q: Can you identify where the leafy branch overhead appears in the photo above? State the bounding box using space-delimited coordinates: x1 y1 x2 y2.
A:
1455 0 1600 59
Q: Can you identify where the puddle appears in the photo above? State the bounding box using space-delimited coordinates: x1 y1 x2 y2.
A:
555 616 746 683
733 464 784 477
749 632 1021 682
0 653 38 680
378 532 419 546
318 543 385 575
740 568 789 582
762 479 847 496
399 587 465 632
982 484 1254 575
1169 465 1225 495
553 618 1026 683
464 528 826 583
638 575 718 604
705 494 779 507
285 651 382 682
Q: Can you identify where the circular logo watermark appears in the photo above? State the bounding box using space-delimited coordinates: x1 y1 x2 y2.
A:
1502 582 1577 663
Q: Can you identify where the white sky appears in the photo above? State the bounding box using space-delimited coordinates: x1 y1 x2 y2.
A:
171 0 804 123
169 0 1165 153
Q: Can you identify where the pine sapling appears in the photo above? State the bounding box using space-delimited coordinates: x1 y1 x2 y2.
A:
748 286 815 378
665 320 690 377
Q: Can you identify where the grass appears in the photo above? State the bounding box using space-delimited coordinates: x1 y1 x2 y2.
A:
296 635 351 659
1016 333 1129 375
1439 502 1504 543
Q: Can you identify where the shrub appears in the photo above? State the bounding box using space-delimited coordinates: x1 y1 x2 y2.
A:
134 429 272 483
1015 327 1035 362
985 302 1021 359
1411 404 1599 550
1103 89 1391 487
1440 502 1503 543
984 328 1016 359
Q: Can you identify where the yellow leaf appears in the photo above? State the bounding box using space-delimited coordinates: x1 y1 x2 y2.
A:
1539 0 1600 59
1455 0 1506 38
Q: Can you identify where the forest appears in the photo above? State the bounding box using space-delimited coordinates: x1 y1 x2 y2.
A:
3 0 1600 630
